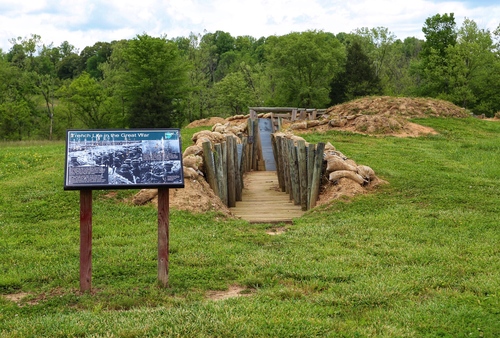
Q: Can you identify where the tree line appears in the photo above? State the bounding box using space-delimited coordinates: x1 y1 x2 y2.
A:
0 13 499 140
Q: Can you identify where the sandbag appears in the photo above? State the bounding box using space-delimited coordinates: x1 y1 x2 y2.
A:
183 166 199 179
183 145 202 157
183 155 203 171
325 155 357 172
357 165 375 181
328 170 365 185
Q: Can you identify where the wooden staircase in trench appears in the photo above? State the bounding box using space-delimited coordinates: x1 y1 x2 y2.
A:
230 171 305 223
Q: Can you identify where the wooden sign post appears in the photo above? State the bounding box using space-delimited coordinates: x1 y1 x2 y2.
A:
65 129 184 292
79 189 92 292
157 188 169 287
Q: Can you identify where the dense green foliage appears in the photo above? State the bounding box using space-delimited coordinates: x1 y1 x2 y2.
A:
1 13 500 141
1 118 499 337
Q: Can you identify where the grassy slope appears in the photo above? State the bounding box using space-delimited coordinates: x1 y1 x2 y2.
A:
0 119 499 337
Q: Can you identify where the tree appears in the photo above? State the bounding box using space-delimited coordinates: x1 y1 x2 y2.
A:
58 72 114 128
446 19 500 115
175 33 215 121
422 13 457 58
415 13 457 97
353 27 396 79
79 42 112 79
329 40 381 104
199 31 236 83
121 34 189 128
214 67 259 115
264 30 345 108
0 58 37 140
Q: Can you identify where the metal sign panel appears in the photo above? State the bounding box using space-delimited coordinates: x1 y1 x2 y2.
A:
64 129 184 190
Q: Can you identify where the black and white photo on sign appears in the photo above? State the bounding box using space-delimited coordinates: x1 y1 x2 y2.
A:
66 133 182 186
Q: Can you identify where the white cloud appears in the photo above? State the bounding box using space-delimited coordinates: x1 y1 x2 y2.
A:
0 0 498 53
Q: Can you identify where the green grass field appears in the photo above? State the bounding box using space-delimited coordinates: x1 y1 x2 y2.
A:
1 119 499 337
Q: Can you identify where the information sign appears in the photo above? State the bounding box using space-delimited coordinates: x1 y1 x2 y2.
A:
64 129 184 190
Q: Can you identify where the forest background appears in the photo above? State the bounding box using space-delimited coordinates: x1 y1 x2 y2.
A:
1 12 499 141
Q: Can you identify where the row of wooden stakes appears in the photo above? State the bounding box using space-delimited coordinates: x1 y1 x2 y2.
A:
271 135 325 210
199 118 325 211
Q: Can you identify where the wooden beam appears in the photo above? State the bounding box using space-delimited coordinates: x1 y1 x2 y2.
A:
158 188 169 287
296 140 308 210
79 189 92 292
309 143 325 209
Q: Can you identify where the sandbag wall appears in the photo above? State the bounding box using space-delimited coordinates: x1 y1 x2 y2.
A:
271 133 325 211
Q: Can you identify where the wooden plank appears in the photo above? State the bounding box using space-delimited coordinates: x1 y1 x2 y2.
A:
309 142 325 209
296 140 308 210
80 189 92 292
202 141 218 197
253 119 264 170
158 188 169 288
289 139 300 205
227 136 236 207
231 171 305 223
271 134 283 191
239 138 247 190
282 137 291 195
248 107 297 113
214 143 227 206
306 144 315 210
247 118 254 171
235 139 242 202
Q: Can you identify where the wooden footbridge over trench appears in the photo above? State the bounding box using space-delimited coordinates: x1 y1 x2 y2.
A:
201 108 326 224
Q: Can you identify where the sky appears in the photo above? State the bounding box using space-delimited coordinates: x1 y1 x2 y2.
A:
0 0 499 53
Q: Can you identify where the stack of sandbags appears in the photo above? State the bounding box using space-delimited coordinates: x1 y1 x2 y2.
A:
273 132 309 147
288 119 326 130
191 130 227 146
211 121 247 136
183 128 242 180
323 142 376 186
182 154 204 179
226 114 249 121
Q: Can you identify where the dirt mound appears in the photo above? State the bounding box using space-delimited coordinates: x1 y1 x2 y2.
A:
316 176 387 207
185 117 227 128
325 96 468 118
290 96 468 137
132 177 233 217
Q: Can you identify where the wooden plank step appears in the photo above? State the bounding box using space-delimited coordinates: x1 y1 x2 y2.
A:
230 171 305 223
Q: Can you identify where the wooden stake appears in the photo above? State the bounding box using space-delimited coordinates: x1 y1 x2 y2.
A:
79 189 92 292
158 188 169 287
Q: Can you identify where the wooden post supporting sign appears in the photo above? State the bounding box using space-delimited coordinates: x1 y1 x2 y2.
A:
157 188 169 287
79 189 92 292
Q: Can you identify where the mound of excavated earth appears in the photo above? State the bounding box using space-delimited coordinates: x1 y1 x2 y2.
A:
288 96 469 137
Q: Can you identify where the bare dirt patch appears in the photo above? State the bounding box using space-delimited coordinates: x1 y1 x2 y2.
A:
3 292 30 304
266 226 288 235
132 177 233 218
205 285 253 301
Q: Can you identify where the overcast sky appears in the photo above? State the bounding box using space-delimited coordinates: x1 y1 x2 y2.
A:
1 0 499 53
